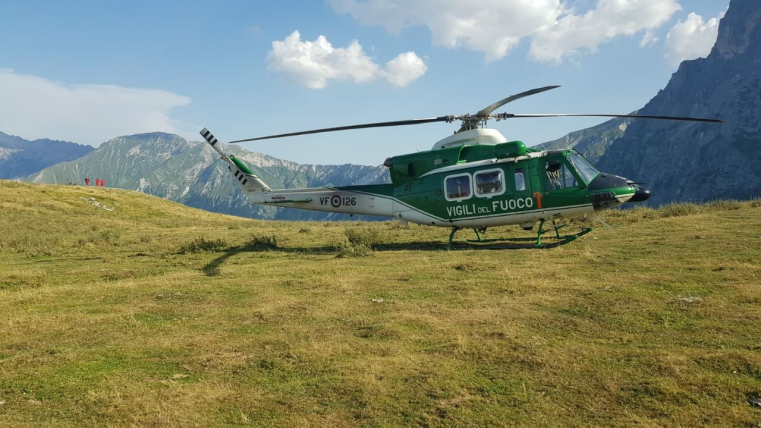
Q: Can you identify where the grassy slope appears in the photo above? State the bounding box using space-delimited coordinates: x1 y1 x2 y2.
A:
0 180 760 427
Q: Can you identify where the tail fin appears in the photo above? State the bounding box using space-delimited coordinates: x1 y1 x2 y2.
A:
200 128 271 194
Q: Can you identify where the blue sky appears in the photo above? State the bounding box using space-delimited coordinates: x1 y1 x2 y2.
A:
0 0 729 165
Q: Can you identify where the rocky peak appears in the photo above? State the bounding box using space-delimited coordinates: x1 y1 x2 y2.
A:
594 0 761 206
101 132 188 149
713 0 761 59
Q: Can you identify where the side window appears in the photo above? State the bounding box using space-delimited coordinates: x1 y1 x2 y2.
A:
545 160 579 191
514 168 526 192
474 169 505 197
445 174 472 201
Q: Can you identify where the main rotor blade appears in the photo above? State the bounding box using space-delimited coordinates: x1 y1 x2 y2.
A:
496 113 724 123
475 86 561 117
228 116 454 143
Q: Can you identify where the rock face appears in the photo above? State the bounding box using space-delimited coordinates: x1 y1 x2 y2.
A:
595 0 761 205
0 132 93 179
542 116 633 163
541 0 761 205
26 132 389 220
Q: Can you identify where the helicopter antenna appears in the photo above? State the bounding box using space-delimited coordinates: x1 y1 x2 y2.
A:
595 217 614 230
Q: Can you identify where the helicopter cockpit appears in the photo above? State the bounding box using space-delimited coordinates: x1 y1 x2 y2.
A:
544 151 601 191
566 152 601 184
549 150 653 208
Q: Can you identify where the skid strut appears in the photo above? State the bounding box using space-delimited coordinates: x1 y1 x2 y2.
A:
448 227 488 250
447 227 461 250
450 220 593 250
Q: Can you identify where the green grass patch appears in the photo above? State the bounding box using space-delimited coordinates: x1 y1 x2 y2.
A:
1 180 760 427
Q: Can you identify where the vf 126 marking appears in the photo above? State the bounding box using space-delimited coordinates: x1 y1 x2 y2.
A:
320 195 357 208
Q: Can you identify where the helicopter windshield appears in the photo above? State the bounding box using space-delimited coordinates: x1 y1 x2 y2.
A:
567 153 600 185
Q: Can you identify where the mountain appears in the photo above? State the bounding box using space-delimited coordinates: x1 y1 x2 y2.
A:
0 132 93 179
541 0 761 205
541 116 633 163
596 0 761 205
25 132 389 220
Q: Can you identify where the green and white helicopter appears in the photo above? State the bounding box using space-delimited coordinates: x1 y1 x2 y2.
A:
200 86 722 249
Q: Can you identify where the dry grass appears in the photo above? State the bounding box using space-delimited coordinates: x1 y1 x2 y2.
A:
0 180 760 427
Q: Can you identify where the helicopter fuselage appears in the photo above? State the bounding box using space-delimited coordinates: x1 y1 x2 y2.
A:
241 147 645 229
201 127 649 231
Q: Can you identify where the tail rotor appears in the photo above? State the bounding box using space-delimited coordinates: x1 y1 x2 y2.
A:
199 128 271 194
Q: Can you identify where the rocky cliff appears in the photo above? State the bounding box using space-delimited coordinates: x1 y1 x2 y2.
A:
541 116 633 163
594 0 761 205
538 0 761 205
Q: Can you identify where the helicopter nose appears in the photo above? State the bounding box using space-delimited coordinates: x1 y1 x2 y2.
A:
588 173 632 210
628 185 651 203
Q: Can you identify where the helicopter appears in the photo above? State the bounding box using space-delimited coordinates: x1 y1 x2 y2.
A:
200 86 723 249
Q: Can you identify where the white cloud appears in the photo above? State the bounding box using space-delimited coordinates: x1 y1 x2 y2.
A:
640 30 659 48
266 31 427 89
330 0 563 62
0 68 191 145
330 0 682 64
381 51 428 87
664 11 724 66
529 0 681 63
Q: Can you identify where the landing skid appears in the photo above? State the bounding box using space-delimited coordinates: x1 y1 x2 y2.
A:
447 220 593 250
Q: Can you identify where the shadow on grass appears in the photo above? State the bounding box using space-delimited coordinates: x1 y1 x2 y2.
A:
201 238 574 276
201 242 442 275
202 249 240 276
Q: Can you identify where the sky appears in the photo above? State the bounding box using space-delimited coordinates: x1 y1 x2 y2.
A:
0 0 729 165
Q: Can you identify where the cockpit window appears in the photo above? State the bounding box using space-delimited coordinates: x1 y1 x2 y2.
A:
567 153 600 185
545 160 578 191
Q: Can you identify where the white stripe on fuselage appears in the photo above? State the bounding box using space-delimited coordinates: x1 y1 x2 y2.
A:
243 185 594 229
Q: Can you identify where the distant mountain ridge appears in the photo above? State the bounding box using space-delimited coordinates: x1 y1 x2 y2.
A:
26 132 389 220
0 132 93 179
540 0 761 205
541 116 634 163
